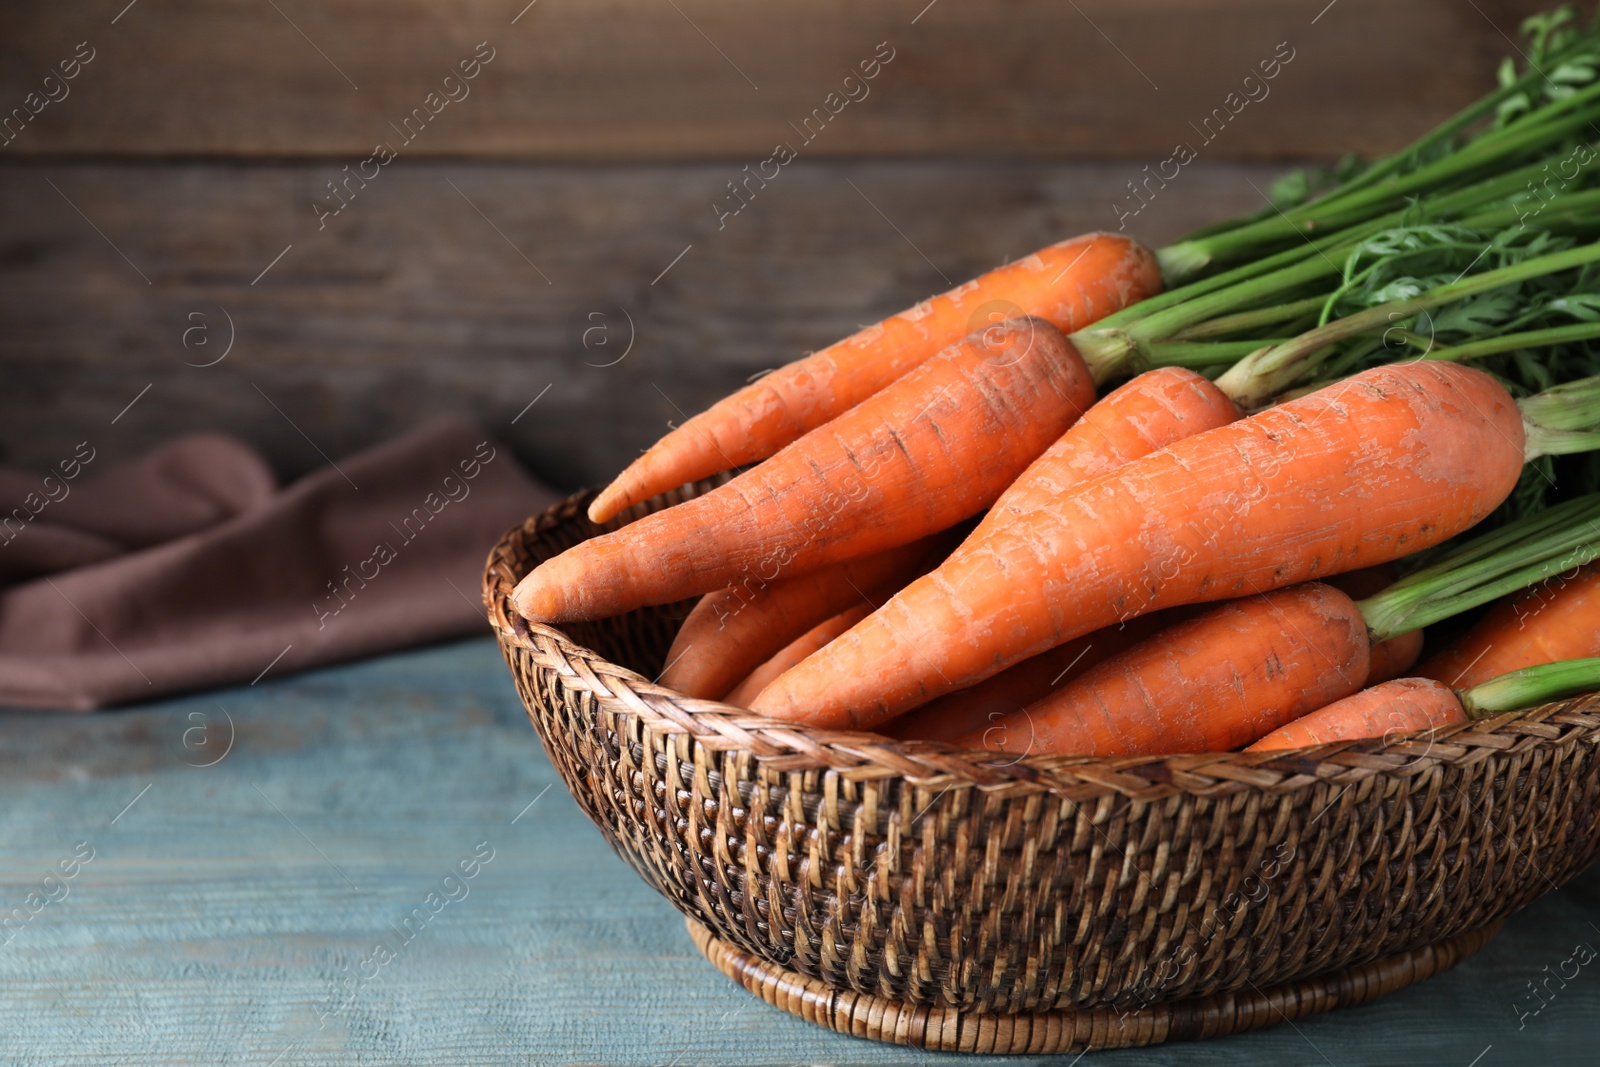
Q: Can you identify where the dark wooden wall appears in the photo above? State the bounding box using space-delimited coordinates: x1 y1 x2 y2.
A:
0 0 1551 161
0 0 1554 488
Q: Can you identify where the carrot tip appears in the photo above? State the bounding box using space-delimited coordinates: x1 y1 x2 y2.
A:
511 574 568 623
586 488 626 525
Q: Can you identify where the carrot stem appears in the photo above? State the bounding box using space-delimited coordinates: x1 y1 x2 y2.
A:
1458 186 1600 233
1087 155 1593 378
1076 251 1347 378
1075 243 1348 375
1169 295 1331 341
1356 493 1600 641
1160 46 1600 278
1082 174 1600 379
1141 339 1291 368
1520 373 1600 456
1310 312 1600 384
1215 241 1600 407
1391 492 1600 585
1459 656 1600 717
1417 320 1600 363
1164 111 1600 276
1521 371 1600 429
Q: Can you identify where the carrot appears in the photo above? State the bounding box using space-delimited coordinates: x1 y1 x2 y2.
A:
1363 633 1427 684
749 362 1530 729
881 368 1237 741
586 233 1162 523
875 369 1236 743
1415 562 1600 688
724 602 877 708
957 583 1369 756
514 317 1096 623
885 607 1191 743
662 532 952 700
1327 565 1422 685
965 493 1600 757
1365 629 1425 686
977 366 1240 533
1245 678 1464 751
1247 656 1600 750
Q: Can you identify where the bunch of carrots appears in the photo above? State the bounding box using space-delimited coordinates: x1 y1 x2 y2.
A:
514 7 1600 757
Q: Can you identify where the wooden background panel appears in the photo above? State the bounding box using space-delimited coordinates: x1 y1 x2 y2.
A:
0 158 1278 489
0 0 1552 161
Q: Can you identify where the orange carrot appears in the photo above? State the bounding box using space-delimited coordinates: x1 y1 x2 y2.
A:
1416 562 1600 687
967 491 1600 757
587 233 1162 523
515 318 1096 623
884 607 1192 743
1327 565 1421 685
1250 656 1600 751
725 602 877 708
880 368 1237 742
750 362 1527 729
662 532 952 700
1245 678 1464 751
978 366 1239 533
1366 629 1425 685
959 584 1370 757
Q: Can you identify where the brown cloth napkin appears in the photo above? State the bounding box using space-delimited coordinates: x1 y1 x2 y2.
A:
0 421 555 711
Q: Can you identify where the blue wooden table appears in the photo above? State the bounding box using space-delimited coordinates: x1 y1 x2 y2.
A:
2 637 1597 1065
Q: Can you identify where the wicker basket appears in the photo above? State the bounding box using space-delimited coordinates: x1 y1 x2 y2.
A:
485 485 1600 1054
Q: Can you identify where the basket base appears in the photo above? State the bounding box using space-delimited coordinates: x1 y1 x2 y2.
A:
686 916 1503 1054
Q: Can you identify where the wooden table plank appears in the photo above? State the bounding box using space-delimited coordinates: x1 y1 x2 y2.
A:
0 638 1596 1065
0 0 1551 161
0 158 1287 489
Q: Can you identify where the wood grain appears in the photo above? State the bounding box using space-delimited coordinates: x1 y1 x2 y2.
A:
0 0 1554 161
0 637 1595 1065
0 158 1279 490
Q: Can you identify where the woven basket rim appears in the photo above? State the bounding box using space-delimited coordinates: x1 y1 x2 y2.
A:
484 490 1600 799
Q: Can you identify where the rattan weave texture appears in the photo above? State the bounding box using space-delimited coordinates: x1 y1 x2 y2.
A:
486 486 1600 1050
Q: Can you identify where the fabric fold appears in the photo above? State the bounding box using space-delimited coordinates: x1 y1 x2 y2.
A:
0 422 554 711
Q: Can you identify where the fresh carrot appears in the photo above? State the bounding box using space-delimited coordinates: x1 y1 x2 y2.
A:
977 366 1240 533
661 532 952 700
1366 630 1425 685
884 607 1192 743
875 369 1237 742
1327 565 1422 685
1415 562 1600 688
965 493 1600 757
724 602 878 709
586 233 1162 523
1245 678 1465 751
880 368 1237 738
1247 656 1600 751
515 318 1096 623
956 584 1370 756
750 362 1541 729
